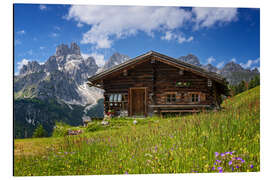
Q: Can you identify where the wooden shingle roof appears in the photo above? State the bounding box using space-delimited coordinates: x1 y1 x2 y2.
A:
88 51 227 86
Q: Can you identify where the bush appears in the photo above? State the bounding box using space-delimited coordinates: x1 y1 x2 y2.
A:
32 125 47 138
85 122 105 132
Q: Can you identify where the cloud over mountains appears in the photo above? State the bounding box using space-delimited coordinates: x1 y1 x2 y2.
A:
66 6 238 49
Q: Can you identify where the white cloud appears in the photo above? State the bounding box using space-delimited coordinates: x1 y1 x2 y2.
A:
240 57 260 69
77 22 84 28
207 56 216 64
216 61 225 69
50 33 59 37
82 53 105 67
230 58 237 62
39 5 47 11
161 31 194 44
17 30 25 35
192 7 238 29
66 6 192 48
17 58 29 71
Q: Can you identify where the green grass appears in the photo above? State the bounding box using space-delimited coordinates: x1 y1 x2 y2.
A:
14 86 260 175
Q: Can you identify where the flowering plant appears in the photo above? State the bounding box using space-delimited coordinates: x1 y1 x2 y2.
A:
176 81 191 87
210 151 254 173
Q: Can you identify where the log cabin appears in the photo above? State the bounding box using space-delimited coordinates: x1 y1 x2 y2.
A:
87 51 229 117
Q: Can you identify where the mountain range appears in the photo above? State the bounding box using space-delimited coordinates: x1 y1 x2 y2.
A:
14 43 259 138
178 54 259 85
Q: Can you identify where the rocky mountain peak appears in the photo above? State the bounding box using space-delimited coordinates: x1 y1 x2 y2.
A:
103 52 130 69
252 68 259 73
178 54 201 66
70 42 81 55
19 61 44 75
203 64 219 73
55 42 81 57
222 61 244 72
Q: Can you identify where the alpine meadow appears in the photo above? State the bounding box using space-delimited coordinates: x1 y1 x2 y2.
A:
14 86 260 175
14 4 260 176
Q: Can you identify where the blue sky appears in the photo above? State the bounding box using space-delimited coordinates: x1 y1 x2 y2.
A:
14 4 260 74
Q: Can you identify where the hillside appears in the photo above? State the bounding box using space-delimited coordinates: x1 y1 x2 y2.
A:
14 86 260 175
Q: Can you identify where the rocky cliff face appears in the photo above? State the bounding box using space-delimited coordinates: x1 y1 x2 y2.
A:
202 64 219 73
103 52 129 70
178 54 201 67
15 42 102 106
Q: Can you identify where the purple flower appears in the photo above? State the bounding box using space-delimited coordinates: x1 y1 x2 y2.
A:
216 160 221 163
125 171 128 174
218 167 222 171
231 167 234 171
220 153 225 157
237 157 242 161
250 164 254 168
241 159 245 163
212 167 215 170
236 165 239 169
229 161 232 166
215 152 219 157
219 169 223 173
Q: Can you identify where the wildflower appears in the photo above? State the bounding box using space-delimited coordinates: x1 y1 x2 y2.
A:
220 153 225 157
125 171 128 174
237 157 242 161
216 159 221 163
250 164 254 168
219 169 223 173
217 167 222 171
236 165 239 169
215 152 219 157
231 167 234 171
228 161 232 166
212 167 215 170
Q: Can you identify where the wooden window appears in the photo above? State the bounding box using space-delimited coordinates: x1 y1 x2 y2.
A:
191 94 199 102
109 93 123 102
166 94 176 103
208 79 212 87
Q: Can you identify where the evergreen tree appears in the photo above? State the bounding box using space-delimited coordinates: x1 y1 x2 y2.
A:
32 124 47 138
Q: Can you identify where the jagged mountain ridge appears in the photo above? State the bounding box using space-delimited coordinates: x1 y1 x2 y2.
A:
15 43 102 106
177 54 259 85
14 43 130 138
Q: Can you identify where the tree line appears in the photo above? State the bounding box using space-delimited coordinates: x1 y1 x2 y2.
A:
229 75 260 96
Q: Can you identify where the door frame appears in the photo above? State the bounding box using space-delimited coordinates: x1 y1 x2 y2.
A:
129 87 148 116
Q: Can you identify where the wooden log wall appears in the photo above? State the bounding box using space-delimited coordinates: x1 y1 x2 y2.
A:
101 56 219 115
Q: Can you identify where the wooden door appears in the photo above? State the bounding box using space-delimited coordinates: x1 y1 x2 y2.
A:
130 88 146 116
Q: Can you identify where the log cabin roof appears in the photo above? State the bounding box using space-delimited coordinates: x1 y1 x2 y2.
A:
88 51 228 89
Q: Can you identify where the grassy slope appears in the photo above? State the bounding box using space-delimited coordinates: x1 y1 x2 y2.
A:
14 86 260 175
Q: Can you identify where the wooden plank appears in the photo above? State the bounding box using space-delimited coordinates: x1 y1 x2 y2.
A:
149 104 210 108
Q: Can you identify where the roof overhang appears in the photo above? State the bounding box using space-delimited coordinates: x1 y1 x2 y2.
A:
88 51 228 93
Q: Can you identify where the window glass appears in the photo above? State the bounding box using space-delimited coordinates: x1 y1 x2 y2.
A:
118 94 122 102
114 94 118 102
191 94 199 102
167 95 171 103
172 94 176 102
109 94 114 102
